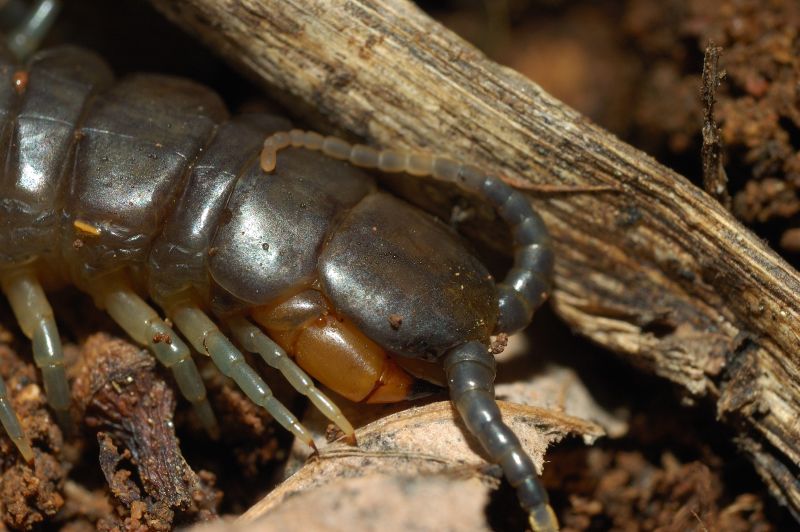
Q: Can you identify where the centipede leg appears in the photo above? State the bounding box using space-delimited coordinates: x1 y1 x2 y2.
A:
1 269 70 427
261 131 553 334
444 341 558 532
168 303 315 448
226 315 355 441
0 374 34 462
94 277 219 438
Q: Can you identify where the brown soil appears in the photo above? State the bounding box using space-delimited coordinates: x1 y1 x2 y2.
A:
0 343 66 529
542 405 777 531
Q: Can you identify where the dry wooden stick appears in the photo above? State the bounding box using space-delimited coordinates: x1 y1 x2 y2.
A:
149 0 800 518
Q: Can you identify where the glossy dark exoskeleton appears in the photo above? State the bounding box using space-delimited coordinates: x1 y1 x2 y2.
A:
0 32 557 532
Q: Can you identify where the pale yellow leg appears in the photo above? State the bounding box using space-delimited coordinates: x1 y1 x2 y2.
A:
227 316 354 438
170 304 315 447
94 276 218 437
1 269 69 427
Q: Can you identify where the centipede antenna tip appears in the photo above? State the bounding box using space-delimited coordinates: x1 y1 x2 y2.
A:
260 147 278 173
529 504 560 532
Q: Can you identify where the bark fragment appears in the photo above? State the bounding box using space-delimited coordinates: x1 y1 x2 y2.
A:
71 334 219 529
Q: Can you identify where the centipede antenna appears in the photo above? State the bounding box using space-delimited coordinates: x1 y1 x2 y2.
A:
2 0 61 59
169 304 315 447
261 130 553 333
226 316 355 441
0 374 34 462
444 341 558 532
1 269 70 424
95 277 219 438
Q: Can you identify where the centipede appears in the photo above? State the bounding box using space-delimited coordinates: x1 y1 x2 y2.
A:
0 6 557 532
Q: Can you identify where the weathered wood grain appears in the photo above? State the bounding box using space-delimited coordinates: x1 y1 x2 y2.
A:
148 0 800 517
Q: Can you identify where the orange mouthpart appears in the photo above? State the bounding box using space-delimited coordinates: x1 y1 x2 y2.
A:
251 290 416 403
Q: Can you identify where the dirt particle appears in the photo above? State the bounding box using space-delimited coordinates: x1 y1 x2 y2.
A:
152 332 172 345
490 333 509 355
325 424 346 443
388 314 403 330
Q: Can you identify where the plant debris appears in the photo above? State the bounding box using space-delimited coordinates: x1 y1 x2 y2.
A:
70 334 220 530
701 41 730 209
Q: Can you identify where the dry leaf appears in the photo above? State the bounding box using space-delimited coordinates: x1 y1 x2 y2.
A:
232 401 603 530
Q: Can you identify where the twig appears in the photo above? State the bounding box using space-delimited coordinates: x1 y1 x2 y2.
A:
701 41 730 209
